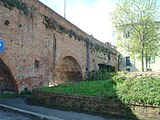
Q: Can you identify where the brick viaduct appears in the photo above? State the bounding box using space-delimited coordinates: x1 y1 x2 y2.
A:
0 0 119 93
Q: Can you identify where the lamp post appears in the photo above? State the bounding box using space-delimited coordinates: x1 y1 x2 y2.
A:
64 0 66 18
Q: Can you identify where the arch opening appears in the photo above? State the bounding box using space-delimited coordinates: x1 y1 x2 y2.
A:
0 59 18 93
51 56 82 85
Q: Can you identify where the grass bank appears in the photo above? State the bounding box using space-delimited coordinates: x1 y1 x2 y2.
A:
38 72 160 106
39 80 117 97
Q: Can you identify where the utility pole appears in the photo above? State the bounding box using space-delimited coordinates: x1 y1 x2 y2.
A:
64 0 66 18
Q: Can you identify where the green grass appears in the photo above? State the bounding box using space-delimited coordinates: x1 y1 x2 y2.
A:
0 88 31 98
0 93 19 98
38 72 160 106
39 80 117 97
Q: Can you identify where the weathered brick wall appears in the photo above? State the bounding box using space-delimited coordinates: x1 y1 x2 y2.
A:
32 90 129 117
0 0 119 92
0 2 53 91
32 90 160 120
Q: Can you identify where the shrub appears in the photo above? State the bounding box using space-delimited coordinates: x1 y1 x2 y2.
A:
117 76 160 106
98 64 116 72
89 70 112 81
112 71 134 84
20 87 31 95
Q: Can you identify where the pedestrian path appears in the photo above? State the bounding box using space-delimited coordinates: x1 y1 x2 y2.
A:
0 96 124 120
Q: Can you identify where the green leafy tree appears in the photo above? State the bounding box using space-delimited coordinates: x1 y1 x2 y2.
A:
111 0 160 71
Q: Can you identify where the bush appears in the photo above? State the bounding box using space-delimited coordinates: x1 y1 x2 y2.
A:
98 64 116 72
20 87 31 95
89 70 112 81
117 76 160 106
112 71 134 84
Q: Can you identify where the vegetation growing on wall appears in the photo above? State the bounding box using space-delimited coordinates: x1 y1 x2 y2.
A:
44 15 78 40
43 15 59 30
43 15 89 42
0 0 29 15
0 0 117 57
43 15 113 56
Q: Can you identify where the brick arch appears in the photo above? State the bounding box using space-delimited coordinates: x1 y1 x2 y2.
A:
51 56 82 85
0 58 18 93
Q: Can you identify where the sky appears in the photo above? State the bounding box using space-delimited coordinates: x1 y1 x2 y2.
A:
39 0 117 44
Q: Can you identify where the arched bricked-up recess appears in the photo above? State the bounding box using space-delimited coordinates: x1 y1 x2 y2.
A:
51 56 82 85
0 59 18 93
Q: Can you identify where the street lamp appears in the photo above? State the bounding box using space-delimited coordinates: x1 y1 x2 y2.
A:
64 0 66 18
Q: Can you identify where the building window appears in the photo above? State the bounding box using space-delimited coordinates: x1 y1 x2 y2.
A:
125 31 130 38
34 60 40 69
150 56 155 63
4 20 10 26
126 56 131 66
126 68 130 72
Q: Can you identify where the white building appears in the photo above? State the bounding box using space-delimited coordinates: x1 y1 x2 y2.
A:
116 24 160 72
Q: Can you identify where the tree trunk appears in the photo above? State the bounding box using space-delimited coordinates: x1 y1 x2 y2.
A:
117 54 121 71
141 41 144 72
149 60 151 70
145 57 148 71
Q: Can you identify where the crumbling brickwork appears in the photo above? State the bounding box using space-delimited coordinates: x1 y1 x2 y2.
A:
0 0 119 92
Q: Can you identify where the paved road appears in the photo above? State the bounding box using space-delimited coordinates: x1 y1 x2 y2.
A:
0 96 125 120
0 109 41 120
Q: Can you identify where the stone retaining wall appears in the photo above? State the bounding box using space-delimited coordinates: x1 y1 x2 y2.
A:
31 90 160 119
129 72 160 76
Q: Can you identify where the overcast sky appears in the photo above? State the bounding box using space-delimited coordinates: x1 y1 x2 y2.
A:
39 0 117 44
